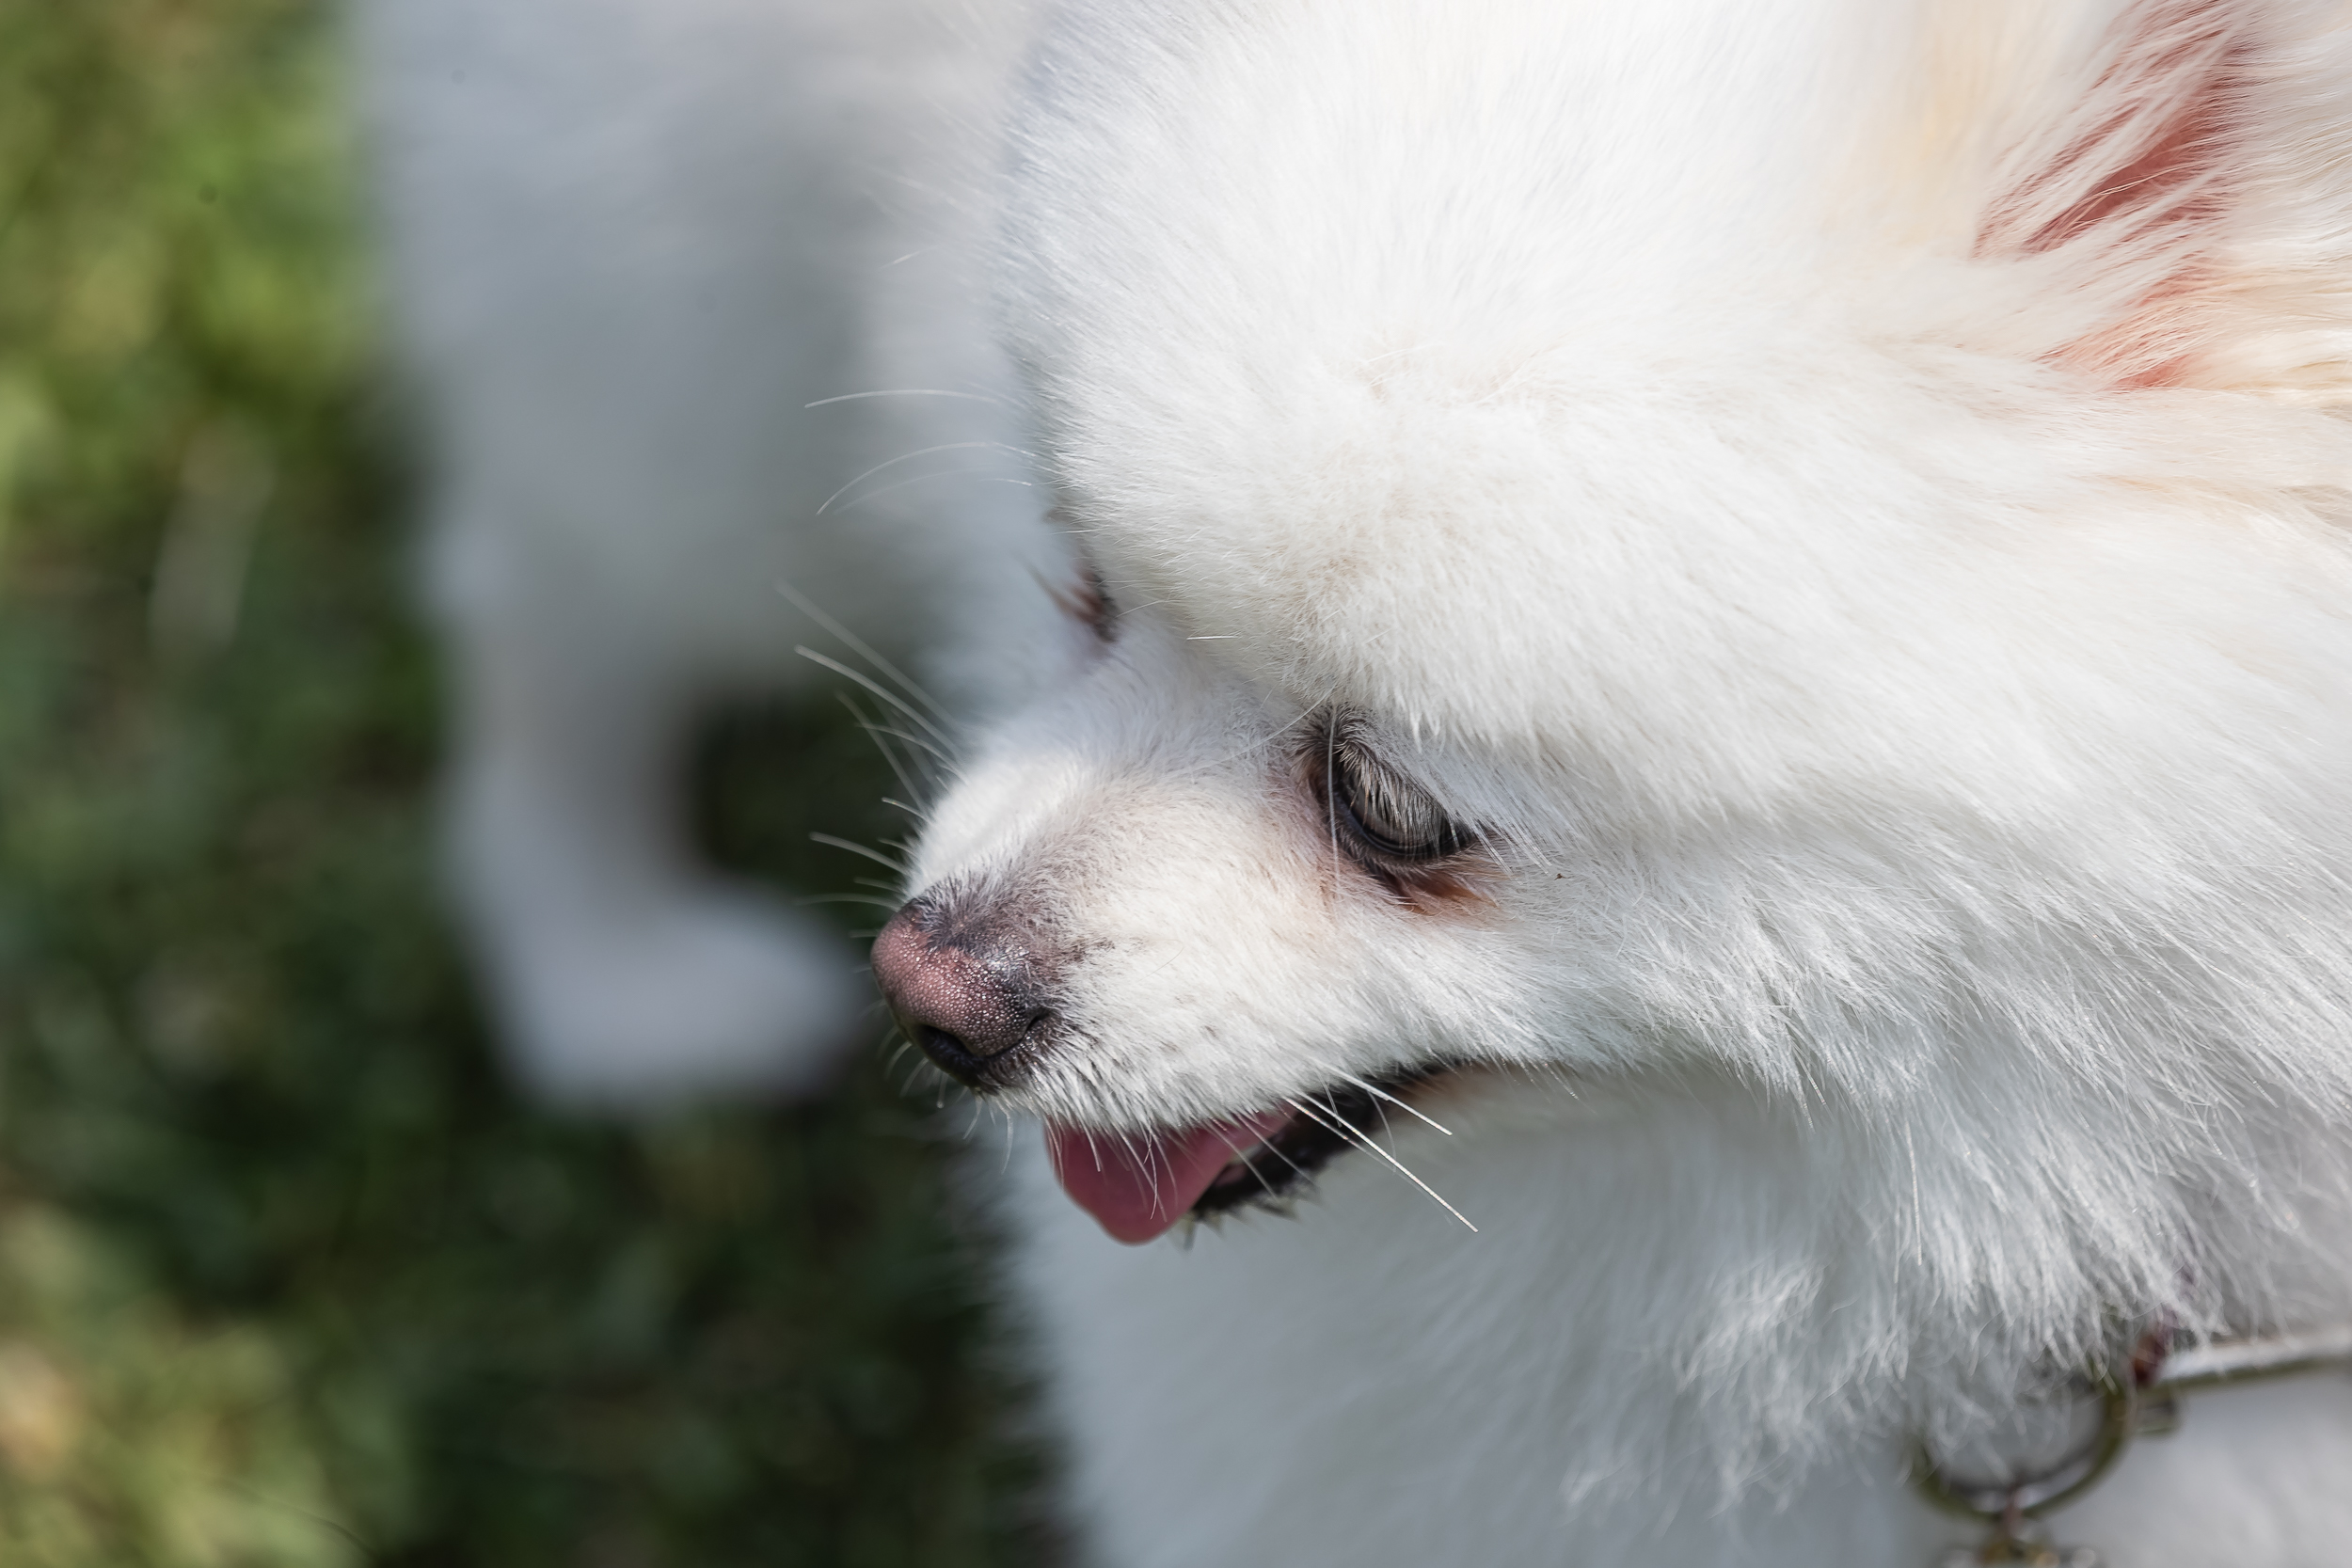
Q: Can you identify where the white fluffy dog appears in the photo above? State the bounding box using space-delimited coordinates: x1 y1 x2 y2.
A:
868 0 2352 1563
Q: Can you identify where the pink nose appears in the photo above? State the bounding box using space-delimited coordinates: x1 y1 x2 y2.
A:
871 894 1054 1088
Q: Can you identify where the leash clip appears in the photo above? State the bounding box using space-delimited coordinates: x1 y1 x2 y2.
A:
1915 1319 2352 1566
1915 1331 2154 1568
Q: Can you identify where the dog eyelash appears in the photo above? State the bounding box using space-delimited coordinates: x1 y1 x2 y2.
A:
1335 752 1467 862
1310 715 1479 892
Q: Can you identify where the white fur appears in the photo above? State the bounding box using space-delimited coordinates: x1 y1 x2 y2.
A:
905 0 2352 1560
353 0 1073 1102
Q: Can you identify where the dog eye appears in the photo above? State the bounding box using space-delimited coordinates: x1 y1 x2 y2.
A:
1073 563 1116 641
1044 510 1117 643
1324 725 1470 863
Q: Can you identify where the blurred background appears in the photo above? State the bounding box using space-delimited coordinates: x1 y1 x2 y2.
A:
0 1 1042 1561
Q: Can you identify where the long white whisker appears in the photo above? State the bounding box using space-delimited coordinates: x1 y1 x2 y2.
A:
777 579 946 721
837 696 925 805
1144 1136 1176 1220
1334 1072 1453 1135
1168 701 1329 784
1109 1131 1171 1220
1285 1098 1477 1233
809 832 911 876
797 647 957 752
855 721 953 763
861 725 940 790
827 468 1030 514
1214 1126 1301 1192
804 388 1003 409
1326 711 1343 895
816 442 1005 515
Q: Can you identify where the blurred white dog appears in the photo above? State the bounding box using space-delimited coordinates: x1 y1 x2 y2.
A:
866 0 2352 1563
355 0 1071 1104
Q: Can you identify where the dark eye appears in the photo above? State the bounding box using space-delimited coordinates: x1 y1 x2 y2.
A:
1323 721 1471 863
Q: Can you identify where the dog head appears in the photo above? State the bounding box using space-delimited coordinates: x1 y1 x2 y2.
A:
878 0 2352 1323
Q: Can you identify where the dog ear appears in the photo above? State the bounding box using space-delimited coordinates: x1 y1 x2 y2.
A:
1885 0 2352 401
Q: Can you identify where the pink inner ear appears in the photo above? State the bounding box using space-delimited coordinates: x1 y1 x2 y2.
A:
1978 0 2251 389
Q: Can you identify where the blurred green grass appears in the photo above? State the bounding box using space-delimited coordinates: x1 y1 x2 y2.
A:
0 2 1041 1563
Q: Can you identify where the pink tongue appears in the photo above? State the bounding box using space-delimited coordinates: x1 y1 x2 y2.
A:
1046 1112 1295 1244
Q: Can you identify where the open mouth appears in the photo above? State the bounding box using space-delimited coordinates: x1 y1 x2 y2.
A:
1043 1066 1456 1244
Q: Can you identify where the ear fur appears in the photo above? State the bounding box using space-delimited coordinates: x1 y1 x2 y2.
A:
1887 0 2352 399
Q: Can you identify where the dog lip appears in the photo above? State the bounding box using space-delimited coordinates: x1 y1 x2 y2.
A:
1044 1064 1460 1243
1045 1111 1296 1244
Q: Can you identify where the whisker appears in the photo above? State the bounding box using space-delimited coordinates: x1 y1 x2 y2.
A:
1333 1072 1454 1136
797 647 957 752
816 442 1005 515
796 894 902 909
1325 710 1343 895
1163 700 1327 785
804 388 1004 409
1214 1125 1304 1192
828 468 1031 514
1111 1131 1166 1218
1284 1098 1478 1233
810 832 911 875
841 695 927 805
856 721 952 763
893 1052 934 1095
777 580 946 720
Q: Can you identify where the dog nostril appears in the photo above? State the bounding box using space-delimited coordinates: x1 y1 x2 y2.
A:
914 1024 993 1089
872 895 1056 1089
